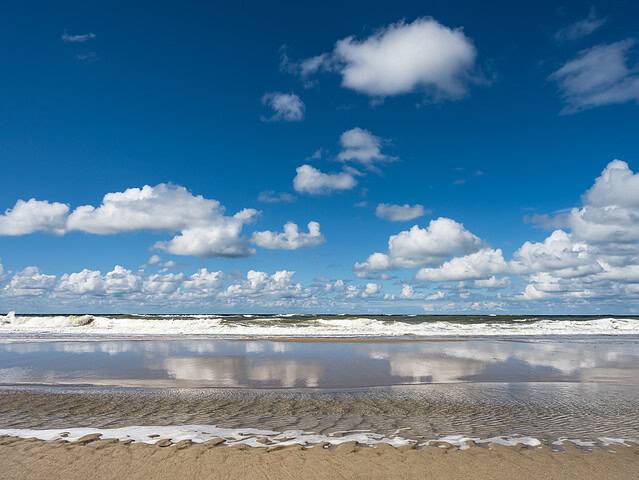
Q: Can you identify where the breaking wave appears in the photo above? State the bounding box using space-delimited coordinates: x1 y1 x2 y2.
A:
1 312 638 338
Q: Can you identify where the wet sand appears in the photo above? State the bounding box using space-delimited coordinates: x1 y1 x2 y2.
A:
2 336 639 478
1 436 638 480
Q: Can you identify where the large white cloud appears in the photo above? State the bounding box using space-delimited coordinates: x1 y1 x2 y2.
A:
516 160 639 301
375 203 425 221
252 221 324 250
293 164 357 195
512 230 597 276
298 18 477 98
0 199 69 235
355 217 483 276
0 184 259 258
155 208 258 257
66 184 224 234
415 248 508 282
550 40 639 113
568 160 639 244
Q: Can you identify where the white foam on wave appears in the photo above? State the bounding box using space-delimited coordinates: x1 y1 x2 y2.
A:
0 425 634 450
1 312 638 338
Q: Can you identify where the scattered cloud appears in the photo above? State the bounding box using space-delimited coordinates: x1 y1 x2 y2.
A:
62 31 96 43
293 164 357 195
290 18 478 100
76 52 98 62
257 191 296 204
555 8 606 41
550 40 639 113
337 128 396 168
375 203 426 221
261 92 305 121
252 221 324 250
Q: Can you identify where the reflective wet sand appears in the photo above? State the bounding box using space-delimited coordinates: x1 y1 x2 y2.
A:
1 336 638 388
1 336 638 443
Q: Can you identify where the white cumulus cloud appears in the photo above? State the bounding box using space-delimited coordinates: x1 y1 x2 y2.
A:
416 248 508 281
252 221 324 250
0 199 69 235
355 217 483 276
293 164 357 195
0 184 259 258
297 18 477 99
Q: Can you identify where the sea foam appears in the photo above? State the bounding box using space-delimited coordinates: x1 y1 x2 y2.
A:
1 313 638 338
0 424 634 450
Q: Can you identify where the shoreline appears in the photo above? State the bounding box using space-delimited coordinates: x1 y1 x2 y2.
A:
1 436 638 480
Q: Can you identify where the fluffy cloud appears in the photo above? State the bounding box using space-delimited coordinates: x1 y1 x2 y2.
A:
261 92 305 121
223 270 309 301
512 230 597 276
57 269 106 295
550 40 639 113
375 203 425 221
337 128 395 168
0 184 259 258
3 267 56 297
568 160 639 244
515 160 639 301
355 217 483 275
143 272 185 295
0 263 399 311
155 208 257 257
416 248 508 281
56 266 143 296
0 199 69 235
297 18 477 98
555 9 606 41
181 269 222 294
252 221 324 250
66 184 225 234
293 164 357 195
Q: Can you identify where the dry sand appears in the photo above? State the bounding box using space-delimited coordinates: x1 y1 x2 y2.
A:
0 436 638 480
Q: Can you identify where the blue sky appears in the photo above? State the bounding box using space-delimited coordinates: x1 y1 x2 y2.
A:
1 0 639 313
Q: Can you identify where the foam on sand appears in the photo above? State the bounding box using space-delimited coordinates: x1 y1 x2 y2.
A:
0 424 635 451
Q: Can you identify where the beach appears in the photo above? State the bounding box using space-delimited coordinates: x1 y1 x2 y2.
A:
1 315 639 478
2 436 638 480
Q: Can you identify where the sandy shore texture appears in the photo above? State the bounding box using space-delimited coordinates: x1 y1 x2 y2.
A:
1 436 638 480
